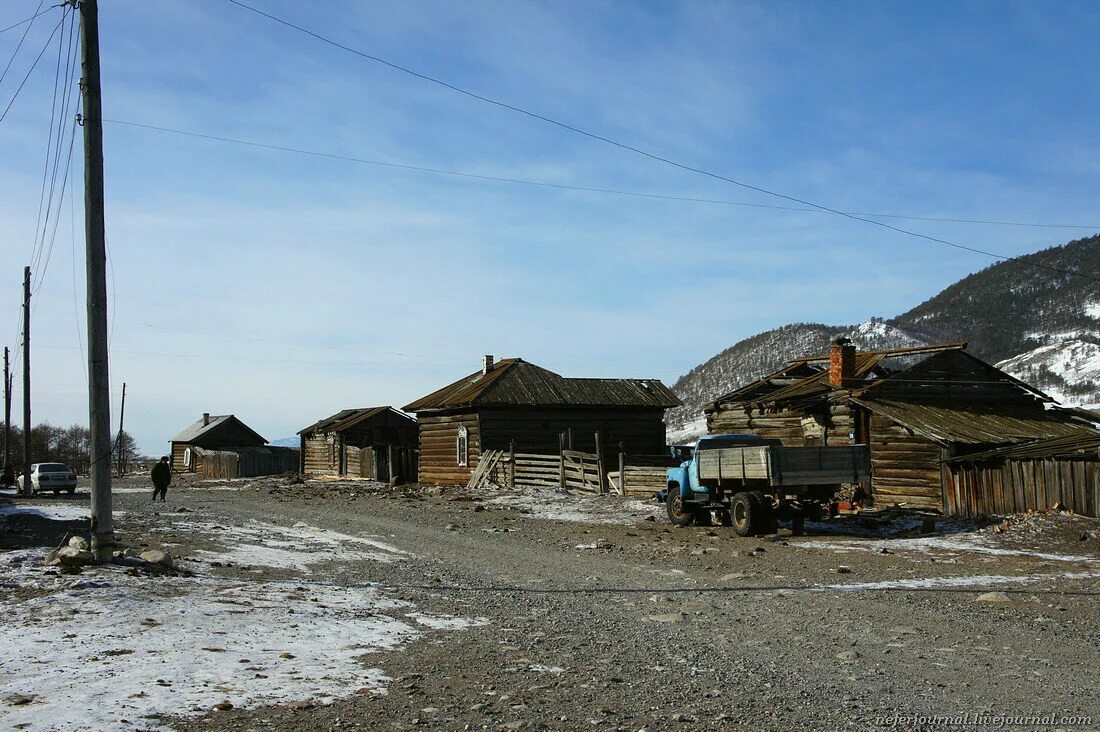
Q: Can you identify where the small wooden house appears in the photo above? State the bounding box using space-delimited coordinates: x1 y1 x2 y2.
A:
169 413 267 473
298 407 418 482
404 356 680 486
706 341 1098 513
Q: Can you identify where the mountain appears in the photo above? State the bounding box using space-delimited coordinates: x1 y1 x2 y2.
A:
666 234 1100 442
268 437 301 448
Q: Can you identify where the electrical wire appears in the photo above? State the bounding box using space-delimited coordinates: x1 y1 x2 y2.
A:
0 12 64 125
0 0 46 86
223 0 1100 284
0 3 56 36
101 118 1100 231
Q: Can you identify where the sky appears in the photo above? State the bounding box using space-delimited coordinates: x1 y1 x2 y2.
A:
1 0 1098 455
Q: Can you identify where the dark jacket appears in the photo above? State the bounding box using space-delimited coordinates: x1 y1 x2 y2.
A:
151 461 172 489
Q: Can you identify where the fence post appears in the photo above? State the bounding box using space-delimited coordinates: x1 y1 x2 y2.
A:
618 442 626 496
567 427 574 451
509 440 516 489
559 432 566 491
595 432 605 494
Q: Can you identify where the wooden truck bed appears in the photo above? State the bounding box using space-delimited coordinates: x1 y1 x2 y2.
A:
698 445 870 486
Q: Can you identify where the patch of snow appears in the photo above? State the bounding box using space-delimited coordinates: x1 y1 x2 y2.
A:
666 415 706 445
997 338 1100 408
1086 300 1100 320
186 519 411 571
527 664 566 674
818 571 1100 592
798 532 1099 564
485 489 661 525
0 549 479 732
0 503 95 522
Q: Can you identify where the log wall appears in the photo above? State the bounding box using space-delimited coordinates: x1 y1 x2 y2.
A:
868 414 944 511
302 433 335 476
478 407 667 454
418 412 481 486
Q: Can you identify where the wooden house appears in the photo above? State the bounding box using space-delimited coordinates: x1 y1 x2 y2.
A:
299 407 418 482
169 413 269 473
706 341 1098 513
404 356 680 486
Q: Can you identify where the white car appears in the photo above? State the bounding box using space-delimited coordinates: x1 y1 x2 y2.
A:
19 463 78 496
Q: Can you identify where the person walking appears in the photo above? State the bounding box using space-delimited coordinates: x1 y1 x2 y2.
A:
151 456 172 502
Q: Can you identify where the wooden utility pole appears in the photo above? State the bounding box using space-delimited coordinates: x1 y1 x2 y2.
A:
79 0 112 562
21 266 31 496
2 346 10 486
116 381 126 477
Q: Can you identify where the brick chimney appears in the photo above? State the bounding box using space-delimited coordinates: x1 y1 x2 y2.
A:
482 355 494 375
828 338 856 387
202 412 211 426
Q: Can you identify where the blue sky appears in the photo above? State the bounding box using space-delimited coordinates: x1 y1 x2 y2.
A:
1 0 1098 454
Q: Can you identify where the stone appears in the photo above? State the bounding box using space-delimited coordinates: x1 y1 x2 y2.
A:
975 591 1011 603
139 549 174 568
644 612 688 623
762 534 781 542
47 546 95 569
836 565 852 574
835 650 861 662
67 536 89 551
212 700 233 711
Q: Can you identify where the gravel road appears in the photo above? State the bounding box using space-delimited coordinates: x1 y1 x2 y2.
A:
20 476 1100 731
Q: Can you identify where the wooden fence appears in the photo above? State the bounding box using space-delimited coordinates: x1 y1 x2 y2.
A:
945 455 1099 518
196 446 299 480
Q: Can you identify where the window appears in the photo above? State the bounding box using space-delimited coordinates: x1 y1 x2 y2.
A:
456 426 468 467
183 448 193 469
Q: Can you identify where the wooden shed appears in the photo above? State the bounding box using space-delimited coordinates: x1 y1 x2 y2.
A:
404 356 680 486
169 413 268 473
944 433 1100 518
298 406 418 482
706 341 1098 513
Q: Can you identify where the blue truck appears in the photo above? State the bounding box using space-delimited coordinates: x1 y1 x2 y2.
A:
665 434 870 536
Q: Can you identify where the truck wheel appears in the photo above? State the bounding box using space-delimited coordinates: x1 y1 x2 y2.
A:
666 490 694 527
731 492 758 537
790 510 805 536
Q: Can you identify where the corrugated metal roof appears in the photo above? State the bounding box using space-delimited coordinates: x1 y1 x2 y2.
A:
851 397 1095 446
299 406 415 435
171 415 233 443
946 433 1100 462
404 359 680 411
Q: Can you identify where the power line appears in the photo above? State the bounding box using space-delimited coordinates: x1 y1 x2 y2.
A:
0 4 56 36
0 0 46 86
0 13 64 125
102 118 1100 231
223 0 1100 284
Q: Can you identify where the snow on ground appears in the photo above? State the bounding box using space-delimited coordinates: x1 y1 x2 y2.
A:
817 571 1100 592
799 513 1100 564
665 415 707 445
996 337 1100 408
0 549 485 732
184 519 412 572
485 488 662 525
0 502 96 522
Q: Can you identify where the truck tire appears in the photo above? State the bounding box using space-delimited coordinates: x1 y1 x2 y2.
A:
666 489 694 527
731 492 758 537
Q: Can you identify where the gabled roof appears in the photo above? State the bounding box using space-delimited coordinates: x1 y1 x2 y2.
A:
298 406 415 435
404 358 680 412
170 414 267 445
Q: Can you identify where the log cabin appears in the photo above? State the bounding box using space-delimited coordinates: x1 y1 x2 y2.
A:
298 406 418 482
169 413 267 473
705 341 1098 513
404 356 680 486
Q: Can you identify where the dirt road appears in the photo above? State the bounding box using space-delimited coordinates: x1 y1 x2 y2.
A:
4 476 1099 731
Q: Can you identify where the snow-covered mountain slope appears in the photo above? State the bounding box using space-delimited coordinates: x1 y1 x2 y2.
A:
996 327 1100 410
667 235 1100 440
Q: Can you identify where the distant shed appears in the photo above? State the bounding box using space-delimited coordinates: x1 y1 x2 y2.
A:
404 356 680 486
169 413 267 473
298 407 418 482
